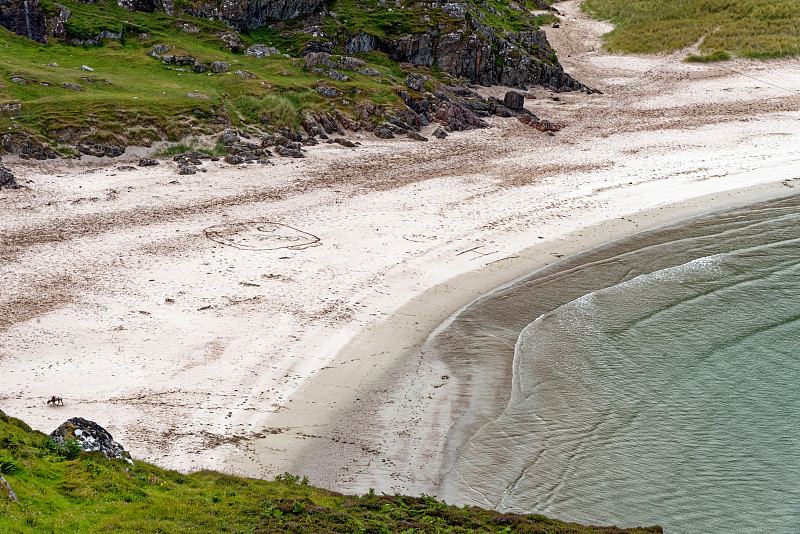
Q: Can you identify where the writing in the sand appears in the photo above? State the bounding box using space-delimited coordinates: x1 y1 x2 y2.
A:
203 220 321 251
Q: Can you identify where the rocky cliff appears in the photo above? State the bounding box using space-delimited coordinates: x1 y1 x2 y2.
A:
1 0 585 92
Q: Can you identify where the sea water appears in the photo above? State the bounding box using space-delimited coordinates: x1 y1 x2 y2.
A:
437 193 800 533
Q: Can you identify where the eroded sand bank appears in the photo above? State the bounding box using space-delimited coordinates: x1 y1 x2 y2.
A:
1 0 799 498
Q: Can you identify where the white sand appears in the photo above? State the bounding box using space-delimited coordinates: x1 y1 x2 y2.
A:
2 0 799 497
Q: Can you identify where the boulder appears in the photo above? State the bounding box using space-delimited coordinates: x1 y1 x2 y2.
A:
244 44 280 58
503 90 525 110
316 86 337 98
179 165 197 174
518 114 561 132
2 133 58 159
432 127 448 139
0 163 21 189
0 474 18 502
138 158 159 166
50 417 132 463
405 73 427 91
211 61 228 73
332 137 356 148
235 70 257 79
374 125 395 139
217 31 244 53
150 44 170 56
192 61 207 73
224 154 244 164
407 131 428 141
274 146 305 158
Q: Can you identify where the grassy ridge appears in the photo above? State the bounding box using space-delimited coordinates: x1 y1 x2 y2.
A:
0 410 663 533
581 0 800 59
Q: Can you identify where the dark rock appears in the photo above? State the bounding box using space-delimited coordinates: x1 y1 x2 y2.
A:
302 40 333 55
432 127 448 139
0 163 21 189
174 56 195 66
220 129 239 145
179 0 324 31
76 143 125 158
244 44 280 58
503 90 525 110
346 31 377 55
407 131 428 142
117 0 156 12
2 133 58 159
324 69 349 82
359 67 381 76
518 114 561 132
161 55 174 64
211 61 228 73
179 165 197 174
50 417 133 463
138 158 159 166
217 31 244 53
552 23 559 28
224 154 244 164
0 0 47 43
192 61 207 73
405 73 427 91
150 44 170 56
316 86 338 98
374 126 395 139
117 165 136 171
433 100 487 131
45 3 70 40
332 137 356 148
59 83 83 91
274 146 305 158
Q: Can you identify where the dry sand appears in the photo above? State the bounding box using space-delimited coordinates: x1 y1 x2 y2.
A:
2 0 800 500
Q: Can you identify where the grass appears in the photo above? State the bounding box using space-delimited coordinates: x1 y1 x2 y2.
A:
0 409 662 533
0 0 410 151
581 0 800 59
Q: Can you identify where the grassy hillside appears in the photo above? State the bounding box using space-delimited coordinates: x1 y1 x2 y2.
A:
0 0 404 151
581 0 800 60
0 409 663 533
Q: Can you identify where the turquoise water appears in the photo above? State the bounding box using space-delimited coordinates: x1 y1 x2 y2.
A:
438 194 800 532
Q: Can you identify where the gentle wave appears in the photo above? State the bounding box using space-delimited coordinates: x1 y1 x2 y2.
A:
437 194 800 532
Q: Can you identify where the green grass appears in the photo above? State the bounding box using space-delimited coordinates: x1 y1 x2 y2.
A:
0 409 662 533
0 0 413 150
582 0 800 59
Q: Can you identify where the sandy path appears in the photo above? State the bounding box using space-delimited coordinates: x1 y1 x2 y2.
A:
1 0 799 498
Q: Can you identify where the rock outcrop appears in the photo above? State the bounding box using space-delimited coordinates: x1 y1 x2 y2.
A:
0 474 18 502
0 0 48 43
50 417 133 464
179 0 324 31
344 25 585 92
0 162 20 189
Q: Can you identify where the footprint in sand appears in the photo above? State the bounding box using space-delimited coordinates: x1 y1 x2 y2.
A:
204 220 321 251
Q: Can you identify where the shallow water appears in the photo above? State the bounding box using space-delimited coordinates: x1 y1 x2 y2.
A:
435 193 800 533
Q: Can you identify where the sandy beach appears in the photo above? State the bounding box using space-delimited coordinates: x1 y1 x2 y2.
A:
2 0 799 502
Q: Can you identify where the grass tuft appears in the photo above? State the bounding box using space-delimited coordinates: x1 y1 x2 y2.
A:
582 0 800 59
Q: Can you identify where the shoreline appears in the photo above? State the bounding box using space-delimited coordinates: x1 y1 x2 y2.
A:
287 176 800 498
